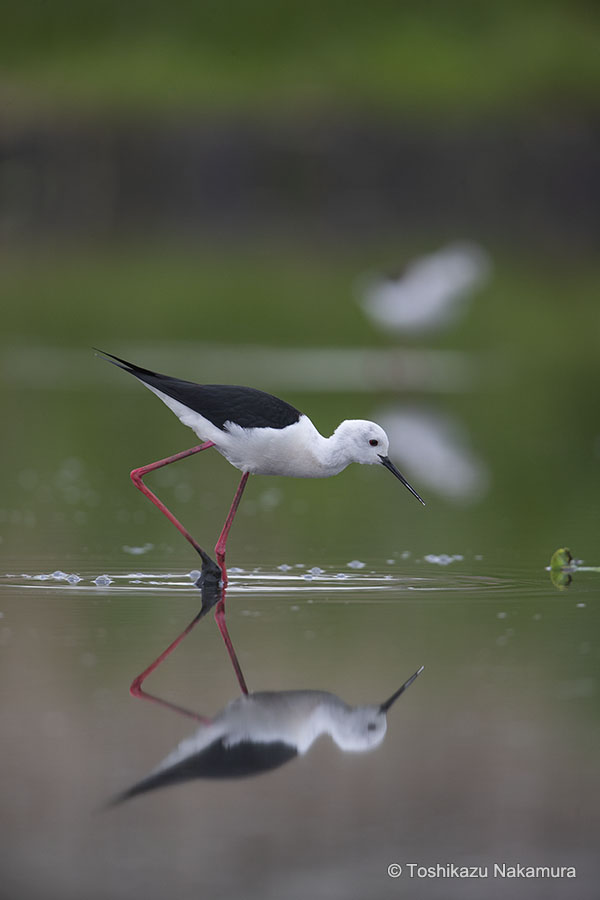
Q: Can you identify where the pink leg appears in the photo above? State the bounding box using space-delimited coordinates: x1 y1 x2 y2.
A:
130 444 249 696
130 442 215 561
130 611 212 721
214 601 248 694
212 472 250 694
215 472 250 580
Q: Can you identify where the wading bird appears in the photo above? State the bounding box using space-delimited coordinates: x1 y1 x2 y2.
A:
98 350 424 581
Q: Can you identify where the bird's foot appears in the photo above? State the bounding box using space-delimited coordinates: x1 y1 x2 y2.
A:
216 551 227 588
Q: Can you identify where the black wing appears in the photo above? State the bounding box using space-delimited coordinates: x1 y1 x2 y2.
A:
96 350 302 430
108 739 298 805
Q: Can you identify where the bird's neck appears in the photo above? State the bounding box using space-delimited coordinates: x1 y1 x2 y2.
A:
316 429 354 475
312 697 353 741
275 416 352 478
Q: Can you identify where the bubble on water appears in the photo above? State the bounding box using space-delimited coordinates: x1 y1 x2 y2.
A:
123 543 154 556
308 567 324 575
386 559 395 565
277 564 293 571
424 554 462 566
189 570 202 582
347 560 365 569
334 573 348 579
576 602 586 608
228 567 244 575
67 574 82 584
497 611 507 619
93 574 113 587
303 574 314 581
51 570 68 581
290 605 300 612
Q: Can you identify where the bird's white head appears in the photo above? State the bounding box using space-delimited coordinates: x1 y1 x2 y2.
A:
333 665 425 750
332 419 425 505
332 705 388 752
333 419 390 465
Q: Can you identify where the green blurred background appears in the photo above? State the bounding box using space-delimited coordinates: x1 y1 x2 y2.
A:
2 0 599 114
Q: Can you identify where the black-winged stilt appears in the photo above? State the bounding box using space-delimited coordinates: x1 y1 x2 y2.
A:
111 665 424 804
97 349 424 579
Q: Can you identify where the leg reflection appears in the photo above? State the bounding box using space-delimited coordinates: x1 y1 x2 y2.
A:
130 552 248 719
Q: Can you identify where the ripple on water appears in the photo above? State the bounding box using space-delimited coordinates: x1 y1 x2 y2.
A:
0 564 548 600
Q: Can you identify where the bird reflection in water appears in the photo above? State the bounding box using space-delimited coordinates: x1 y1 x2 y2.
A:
112 667 424 805
115 551 424 804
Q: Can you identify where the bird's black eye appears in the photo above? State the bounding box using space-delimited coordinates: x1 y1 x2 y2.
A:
369 439 379 446
367 722 377 731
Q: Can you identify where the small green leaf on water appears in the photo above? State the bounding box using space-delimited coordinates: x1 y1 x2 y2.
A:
549 547 600 589
550 548 573 571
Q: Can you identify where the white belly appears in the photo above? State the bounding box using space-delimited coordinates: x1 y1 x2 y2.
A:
220 418 344 478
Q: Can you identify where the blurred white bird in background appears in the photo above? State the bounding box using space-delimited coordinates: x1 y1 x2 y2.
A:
360 242 491 335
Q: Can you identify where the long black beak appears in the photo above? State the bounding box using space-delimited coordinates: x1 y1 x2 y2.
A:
380 665 425 712
379 455 426 505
